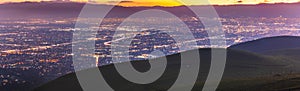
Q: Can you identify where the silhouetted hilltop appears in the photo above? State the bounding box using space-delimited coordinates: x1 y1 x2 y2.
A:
35 36 300 91
230 36 300 53
35 49 300 91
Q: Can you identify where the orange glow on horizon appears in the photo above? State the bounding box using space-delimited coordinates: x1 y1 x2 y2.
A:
117 1 183 7
0 0 300 6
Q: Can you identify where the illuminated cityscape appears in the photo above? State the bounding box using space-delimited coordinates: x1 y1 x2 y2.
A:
1 16 300 89
1 0 300 90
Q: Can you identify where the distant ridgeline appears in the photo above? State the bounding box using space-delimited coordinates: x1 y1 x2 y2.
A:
1 2 300 18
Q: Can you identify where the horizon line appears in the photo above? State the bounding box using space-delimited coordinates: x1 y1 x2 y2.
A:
1 1 300 7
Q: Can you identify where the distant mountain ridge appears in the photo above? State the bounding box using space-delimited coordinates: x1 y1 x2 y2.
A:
1 2 300 18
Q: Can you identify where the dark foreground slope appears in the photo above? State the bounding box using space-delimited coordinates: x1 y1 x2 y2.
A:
35 49 300 91
35 36 300 91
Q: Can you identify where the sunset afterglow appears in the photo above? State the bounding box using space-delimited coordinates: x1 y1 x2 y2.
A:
1 0 300 6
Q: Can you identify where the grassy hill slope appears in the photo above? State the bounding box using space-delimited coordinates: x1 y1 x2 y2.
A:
35 48 299 91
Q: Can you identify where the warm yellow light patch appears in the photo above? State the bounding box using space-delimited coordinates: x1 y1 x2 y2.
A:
118 1 182 7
